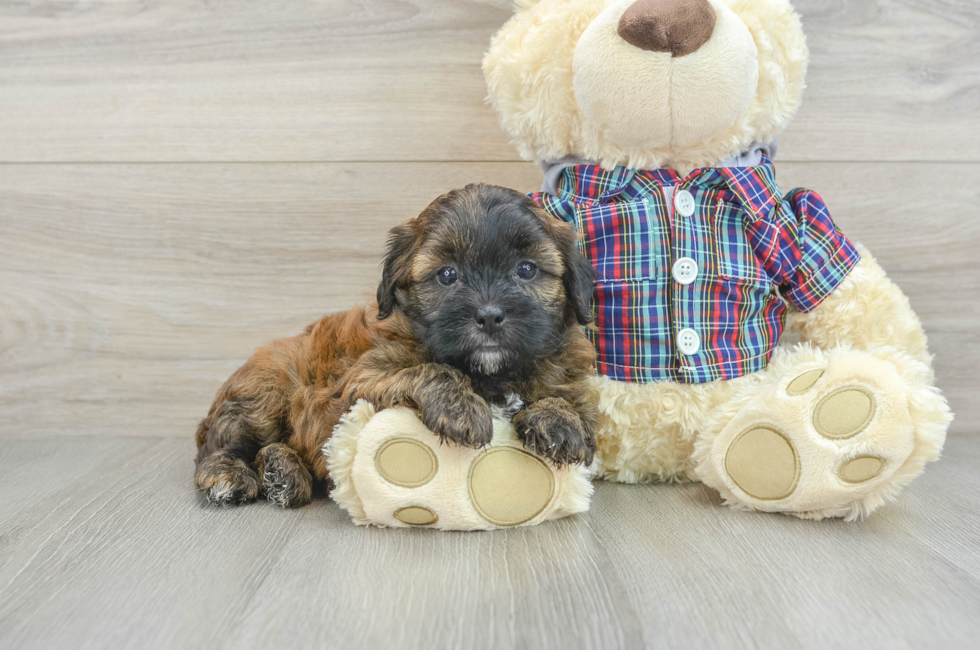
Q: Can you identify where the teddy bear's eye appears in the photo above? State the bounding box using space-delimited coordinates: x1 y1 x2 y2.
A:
517 261 537 280
437 267 458 286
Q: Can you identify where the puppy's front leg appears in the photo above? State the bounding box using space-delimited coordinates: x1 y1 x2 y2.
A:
513 397 595 467
355 363 494 449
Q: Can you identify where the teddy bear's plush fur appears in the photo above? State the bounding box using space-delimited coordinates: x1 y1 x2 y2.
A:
481 0 953 520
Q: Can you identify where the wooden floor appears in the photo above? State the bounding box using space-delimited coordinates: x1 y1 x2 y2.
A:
1 1 979 648
0 435 977 650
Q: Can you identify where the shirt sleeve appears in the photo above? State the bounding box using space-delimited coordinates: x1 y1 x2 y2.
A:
529 191 576 223
765 188 861 313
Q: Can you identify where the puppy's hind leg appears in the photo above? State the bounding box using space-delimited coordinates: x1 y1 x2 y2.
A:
256 443 313 508
195 400 265 506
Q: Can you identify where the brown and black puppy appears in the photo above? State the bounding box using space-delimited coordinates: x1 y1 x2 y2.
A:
195 183 598 508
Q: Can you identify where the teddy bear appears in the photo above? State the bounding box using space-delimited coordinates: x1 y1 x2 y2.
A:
480 0 953 519
327 0 953 529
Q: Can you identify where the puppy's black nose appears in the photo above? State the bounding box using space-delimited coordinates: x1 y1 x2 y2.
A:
475 305 506 334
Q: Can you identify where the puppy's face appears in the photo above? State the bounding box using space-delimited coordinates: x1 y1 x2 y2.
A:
377 184 594 377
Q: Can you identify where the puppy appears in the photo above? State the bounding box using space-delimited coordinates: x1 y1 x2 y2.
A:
194 183 599 508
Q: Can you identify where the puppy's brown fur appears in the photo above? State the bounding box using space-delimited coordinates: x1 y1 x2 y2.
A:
195 184 598 507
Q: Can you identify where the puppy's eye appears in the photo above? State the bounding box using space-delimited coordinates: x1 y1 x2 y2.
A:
517 261 537 280
437 267 458 286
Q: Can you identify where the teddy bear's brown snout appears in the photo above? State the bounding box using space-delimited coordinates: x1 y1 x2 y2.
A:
617 0 717 58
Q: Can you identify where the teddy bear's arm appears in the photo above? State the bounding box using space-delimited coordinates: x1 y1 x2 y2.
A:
765 189 931 367
787 244 931 366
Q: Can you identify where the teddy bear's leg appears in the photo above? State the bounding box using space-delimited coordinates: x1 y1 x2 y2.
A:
693 346 949 519
590 375 741 484
692 250 952 519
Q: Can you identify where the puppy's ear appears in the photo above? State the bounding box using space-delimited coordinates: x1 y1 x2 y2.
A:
533 205 595 325
377 218 421 320
558 226 596 325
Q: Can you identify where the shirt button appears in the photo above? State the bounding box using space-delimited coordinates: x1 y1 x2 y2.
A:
677 328 701 356
672 257 698 285
674 189 696 217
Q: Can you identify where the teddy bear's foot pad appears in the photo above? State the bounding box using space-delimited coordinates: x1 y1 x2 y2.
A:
393 506 438 526
375 438 438 488
724 426 800 501
700 352 914 516
838 456 886 483
468 447 555 526
812 386 875 439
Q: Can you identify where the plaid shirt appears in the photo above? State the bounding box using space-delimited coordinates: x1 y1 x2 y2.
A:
531 158 860 383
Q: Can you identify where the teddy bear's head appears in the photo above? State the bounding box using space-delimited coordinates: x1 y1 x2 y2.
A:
484 0 808 172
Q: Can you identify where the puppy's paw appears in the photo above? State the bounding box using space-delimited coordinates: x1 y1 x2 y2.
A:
513 398 595 467
195 455 260 506
421 389 494 449
256 443 313 509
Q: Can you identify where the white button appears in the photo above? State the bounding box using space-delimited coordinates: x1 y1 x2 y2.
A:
677 328 700 355
674 189 696 217
672 257 698 285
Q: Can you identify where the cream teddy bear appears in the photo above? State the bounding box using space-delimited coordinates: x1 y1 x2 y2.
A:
327 0 952 528
479 0 953 519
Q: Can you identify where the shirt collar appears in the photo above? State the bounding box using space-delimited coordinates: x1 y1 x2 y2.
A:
555 156 780 221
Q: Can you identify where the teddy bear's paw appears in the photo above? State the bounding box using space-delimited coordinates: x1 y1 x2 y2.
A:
698 353 917 518
326 405 593 530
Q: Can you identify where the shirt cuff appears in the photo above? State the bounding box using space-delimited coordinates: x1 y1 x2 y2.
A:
784 238 861 313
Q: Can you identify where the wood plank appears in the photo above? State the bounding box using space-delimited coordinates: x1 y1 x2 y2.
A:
586 435 980 650
0 437 160 556
0 436 310 650
0 0 510 163
0 0 977 163
782 0 980 162
0 435 977 650
0 161 976 438
0 436 641 650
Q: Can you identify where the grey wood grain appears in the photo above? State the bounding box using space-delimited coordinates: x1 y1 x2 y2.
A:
0 0 977 163
0 162 976 438
587 439 980 649
0 436 642 650
0 435 976 650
